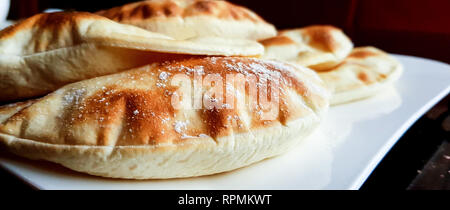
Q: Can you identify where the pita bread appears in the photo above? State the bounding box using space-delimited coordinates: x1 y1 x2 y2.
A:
260 25 353 70
0 57 329 179
319 47 403 105
96 0 277 40
0 12 263 102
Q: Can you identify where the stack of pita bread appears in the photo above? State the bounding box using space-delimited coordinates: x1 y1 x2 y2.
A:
260 25 403 105
0 0 400 179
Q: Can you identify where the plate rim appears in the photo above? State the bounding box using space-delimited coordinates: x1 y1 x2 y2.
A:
0 54 449 190
349 54 450 189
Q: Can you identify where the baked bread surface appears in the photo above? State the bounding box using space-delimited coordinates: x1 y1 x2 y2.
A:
319 47 403 105
0 11 263 102
260 25 353 70
0 57 329 179
96 0 277 40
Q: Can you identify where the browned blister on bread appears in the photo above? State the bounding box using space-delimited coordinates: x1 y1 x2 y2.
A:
0 11 263 102
96 0 277 40
0 57 329 179
261 26 402 105
319 47 403 105
260 25 353 70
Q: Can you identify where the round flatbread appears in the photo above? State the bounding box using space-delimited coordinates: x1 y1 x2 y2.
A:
318 47 403 105
0 57 329 179
96 0 277 40
0 12 263 102
260 25 353 70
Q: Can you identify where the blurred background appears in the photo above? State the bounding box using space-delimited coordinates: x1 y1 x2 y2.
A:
6 0 450 64
1 0 449 190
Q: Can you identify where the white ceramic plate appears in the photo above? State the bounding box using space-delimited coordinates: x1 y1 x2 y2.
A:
0 55 449 190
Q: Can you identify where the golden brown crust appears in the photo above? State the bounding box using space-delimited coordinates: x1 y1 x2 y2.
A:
0 11 264 102
96 0 265 23
357 72 369 83
0 12 101 40
348 48 379 59
95 0 276 40
0 11 263 56
96 0 182 21
0 12 103 54
67 57 313 144
0 57 329 147
323 47 386 73
259 35 295 46
294 25 341 52
261 25 353 70
318 46 403 105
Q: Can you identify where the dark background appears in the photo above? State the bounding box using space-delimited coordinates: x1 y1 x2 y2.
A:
8 0 450 64
2 0 450 190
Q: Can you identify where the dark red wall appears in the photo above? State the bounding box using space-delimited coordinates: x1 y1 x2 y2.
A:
229 0 450 63
8 0 450 63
